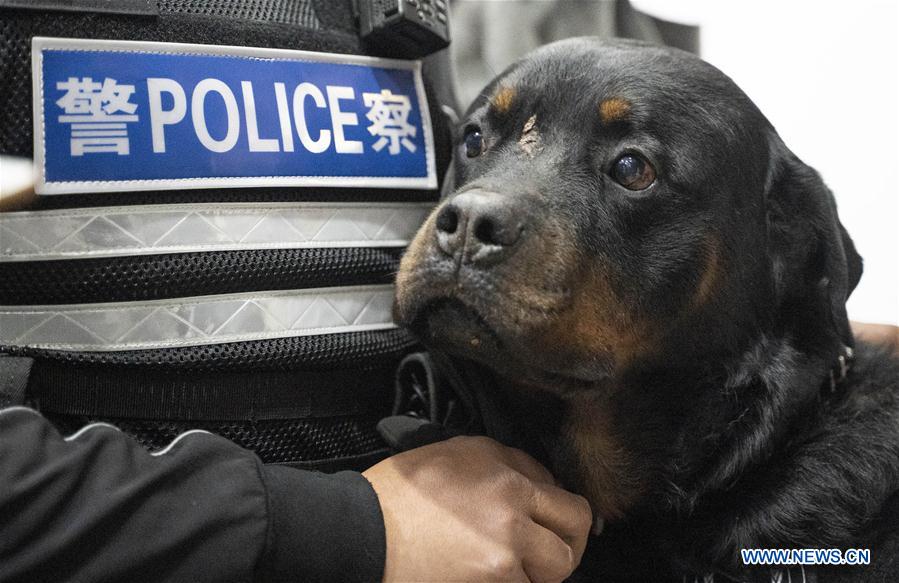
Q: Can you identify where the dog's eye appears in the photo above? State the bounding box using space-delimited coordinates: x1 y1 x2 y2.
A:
611 154 656 190
463 127 485 158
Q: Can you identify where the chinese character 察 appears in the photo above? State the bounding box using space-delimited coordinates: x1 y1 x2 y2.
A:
362 89 417 155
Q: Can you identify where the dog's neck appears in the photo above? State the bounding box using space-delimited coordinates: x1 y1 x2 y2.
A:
501 333 866 542
651 337 899 577
524 331 899 579
660 335 832 502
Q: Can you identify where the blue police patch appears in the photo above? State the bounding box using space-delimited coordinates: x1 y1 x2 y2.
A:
32 37 437 194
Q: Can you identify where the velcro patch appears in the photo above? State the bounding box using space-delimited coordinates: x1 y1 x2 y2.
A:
32 37 437 194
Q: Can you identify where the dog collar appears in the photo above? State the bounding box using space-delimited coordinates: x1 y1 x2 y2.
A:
826 344 855 394
683 564 815 583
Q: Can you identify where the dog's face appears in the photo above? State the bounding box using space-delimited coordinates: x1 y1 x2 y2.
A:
396 38 860 401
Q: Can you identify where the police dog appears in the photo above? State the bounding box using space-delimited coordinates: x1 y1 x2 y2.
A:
394 38 899 582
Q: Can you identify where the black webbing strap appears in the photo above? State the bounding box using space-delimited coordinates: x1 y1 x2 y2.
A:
28 361 392 421
429 351 519 446
377 351 520 453
0 355 33 408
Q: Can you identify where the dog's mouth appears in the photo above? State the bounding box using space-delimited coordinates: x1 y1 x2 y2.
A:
409 297 506 361
407 296 608 393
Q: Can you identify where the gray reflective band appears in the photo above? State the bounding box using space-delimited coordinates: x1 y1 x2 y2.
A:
0 284 396 351
0 202 433 262
0 0 158 16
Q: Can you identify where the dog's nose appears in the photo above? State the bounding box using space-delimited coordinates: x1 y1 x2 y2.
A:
434 190 524 265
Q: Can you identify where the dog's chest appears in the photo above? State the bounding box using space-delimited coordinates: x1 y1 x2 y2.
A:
547 392 645 520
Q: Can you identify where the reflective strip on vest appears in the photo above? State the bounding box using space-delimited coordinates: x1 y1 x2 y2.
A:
0 284 396 351
0 202 433 262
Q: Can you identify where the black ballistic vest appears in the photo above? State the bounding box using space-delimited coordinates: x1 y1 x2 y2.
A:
0 0 454 472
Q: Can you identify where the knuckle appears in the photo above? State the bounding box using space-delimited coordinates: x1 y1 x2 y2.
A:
547 546 576 583
495 506 524 537
466 434 494 447
485 549 519 579
497 470 530 496
510 448 553 482
461 435 501 454
562 544 576 572
505 445 534 465
572 495 594 529
444 435 470 448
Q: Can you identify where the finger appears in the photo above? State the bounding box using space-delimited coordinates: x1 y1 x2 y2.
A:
528 482 593 565
501 446 555 485
520 522 576 583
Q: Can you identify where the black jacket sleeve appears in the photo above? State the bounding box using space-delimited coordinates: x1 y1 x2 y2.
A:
0 406 385 583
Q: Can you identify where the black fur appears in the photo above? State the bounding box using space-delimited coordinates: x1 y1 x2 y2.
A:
396 38 899 582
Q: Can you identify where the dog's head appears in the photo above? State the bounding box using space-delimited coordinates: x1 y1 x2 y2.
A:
396 37 862 397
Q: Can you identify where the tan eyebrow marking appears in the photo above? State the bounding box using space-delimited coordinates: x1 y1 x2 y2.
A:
599 97 631 124
490 85 516 114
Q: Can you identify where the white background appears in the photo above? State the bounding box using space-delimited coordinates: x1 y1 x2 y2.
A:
632 0 898 325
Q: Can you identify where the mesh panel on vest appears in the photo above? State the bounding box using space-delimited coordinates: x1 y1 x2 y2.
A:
157 0 318 28
0 248 403 305
6 328 418 370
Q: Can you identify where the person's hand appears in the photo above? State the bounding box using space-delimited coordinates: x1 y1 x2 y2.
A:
851 321 899 354
362 435 592 582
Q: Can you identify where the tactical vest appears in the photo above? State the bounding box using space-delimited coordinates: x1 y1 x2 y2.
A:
0 0 455 472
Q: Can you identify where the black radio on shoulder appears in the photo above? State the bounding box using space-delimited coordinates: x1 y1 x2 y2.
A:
357 0 450 59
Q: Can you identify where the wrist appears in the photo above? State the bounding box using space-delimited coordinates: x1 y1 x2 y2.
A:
258 465 386 582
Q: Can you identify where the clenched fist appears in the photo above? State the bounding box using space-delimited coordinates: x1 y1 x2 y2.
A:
363 435 593 582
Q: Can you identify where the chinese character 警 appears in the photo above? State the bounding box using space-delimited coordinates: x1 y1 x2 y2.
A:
56 77 139 156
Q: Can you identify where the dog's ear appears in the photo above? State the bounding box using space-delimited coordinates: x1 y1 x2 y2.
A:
765 140 863 348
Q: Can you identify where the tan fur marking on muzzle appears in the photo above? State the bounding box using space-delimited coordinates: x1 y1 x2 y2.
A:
394 210 439 319
547 266 654 375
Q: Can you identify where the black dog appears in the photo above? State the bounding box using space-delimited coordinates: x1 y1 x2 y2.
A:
394 38 899 582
